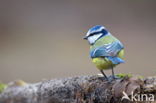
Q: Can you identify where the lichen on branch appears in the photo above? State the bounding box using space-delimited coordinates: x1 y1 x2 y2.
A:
0 75 155 103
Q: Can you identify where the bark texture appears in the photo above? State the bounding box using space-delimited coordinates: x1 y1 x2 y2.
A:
0 75 156 103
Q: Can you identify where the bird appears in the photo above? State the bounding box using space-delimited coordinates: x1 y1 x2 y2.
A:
83 25 125 80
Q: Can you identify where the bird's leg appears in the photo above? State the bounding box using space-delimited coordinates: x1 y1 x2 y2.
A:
111 65 119 80
100 70 108 80
111 66 115 79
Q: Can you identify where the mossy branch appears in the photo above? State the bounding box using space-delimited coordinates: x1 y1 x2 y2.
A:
0 75 155 103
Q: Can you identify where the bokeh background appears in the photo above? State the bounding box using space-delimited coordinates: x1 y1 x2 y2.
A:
0 0 156 83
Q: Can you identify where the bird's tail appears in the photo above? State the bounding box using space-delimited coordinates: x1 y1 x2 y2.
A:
107 56 125 64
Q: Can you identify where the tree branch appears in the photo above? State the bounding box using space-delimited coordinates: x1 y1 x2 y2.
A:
0 75 155 103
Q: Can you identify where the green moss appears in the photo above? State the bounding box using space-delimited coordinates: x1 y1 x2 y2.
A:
137 75 144 79
116 73 144 79
116 73 132 78
0 83 7 93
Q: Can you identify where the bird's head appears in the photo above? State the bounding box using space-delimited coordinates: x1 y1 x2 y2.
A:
83 25 109 45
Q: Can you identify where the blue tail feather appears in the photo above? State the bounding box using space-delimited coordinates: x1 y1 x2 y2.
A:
107 57 125 64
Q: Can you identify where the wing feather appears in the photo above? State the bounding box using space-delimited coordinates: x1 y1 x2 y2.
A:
90 41 124 58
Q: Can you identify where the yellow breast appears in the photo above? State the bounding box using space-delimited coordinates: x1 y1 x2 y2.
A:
92 49 124 70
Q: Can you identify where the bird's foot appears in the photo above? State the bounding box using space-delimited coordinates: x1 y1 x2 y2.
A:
108 75 120 81
97 74 119 82
98 76 111 83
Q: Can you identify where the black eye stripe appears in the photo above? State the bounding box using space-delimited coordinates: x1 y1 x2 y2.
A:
89 29 108 37
89 33 95 36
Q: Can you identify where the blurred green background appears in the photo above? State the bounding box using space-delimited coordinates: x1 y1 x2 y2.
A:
0 0 156 83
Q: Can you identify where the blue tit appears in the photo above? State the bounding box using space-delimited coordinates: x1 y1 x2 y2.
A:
84 25 125 80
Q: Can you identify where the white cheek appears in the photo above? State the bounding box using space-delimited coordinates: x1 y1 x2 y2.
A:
88 37 95 44
88 33 103 44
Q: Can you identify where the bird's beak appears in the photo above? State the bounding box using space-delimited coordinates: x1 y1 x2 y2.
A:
83 36 88 40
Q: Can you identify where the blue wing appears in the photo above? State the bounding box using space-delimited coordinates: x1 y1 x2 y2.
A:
90 41 124 64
